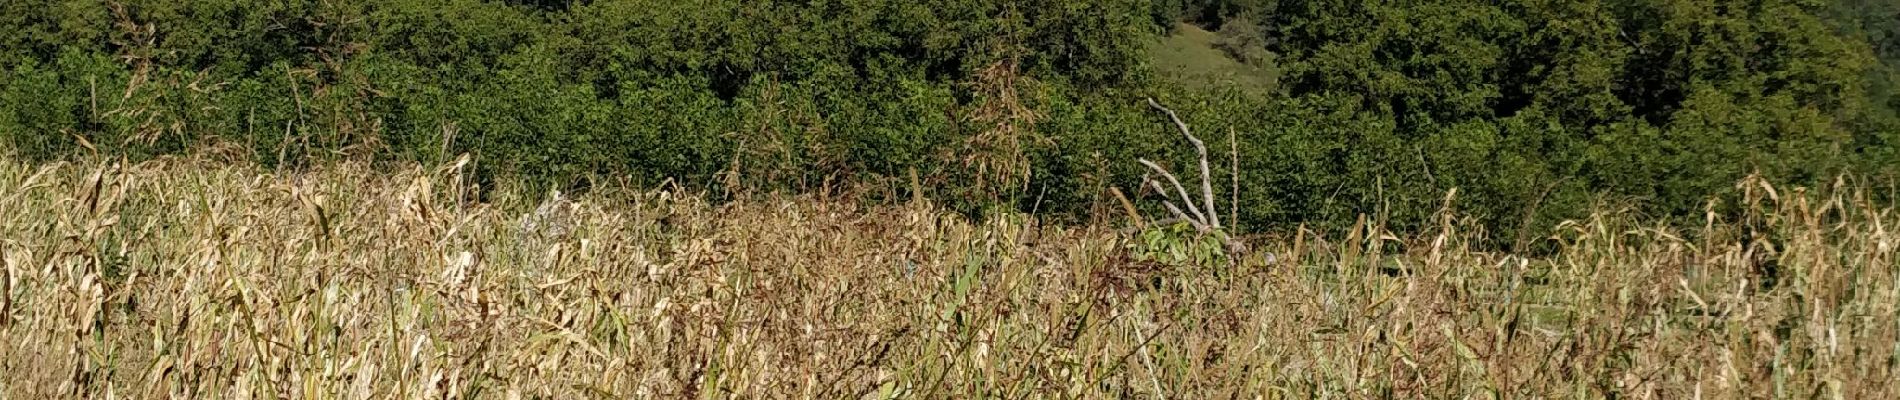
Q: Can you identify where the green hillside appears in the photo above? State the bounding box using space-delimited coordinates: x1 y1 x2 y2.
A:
1149 23 1277 91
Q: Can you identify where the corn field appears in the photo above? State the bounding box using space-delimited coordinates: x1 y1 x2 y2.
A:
0 156 1896 398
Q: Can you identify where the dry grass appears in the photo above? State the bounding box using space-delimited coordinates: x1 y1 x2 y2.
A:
0 156 1895 399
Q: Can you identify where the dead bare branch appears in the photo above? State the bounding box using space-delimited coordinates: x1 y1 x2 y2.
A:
1157 199 1209 232
1139 159 1208 226
1123 98 1265 264
1140 172 1209 232
1146 98 1220 229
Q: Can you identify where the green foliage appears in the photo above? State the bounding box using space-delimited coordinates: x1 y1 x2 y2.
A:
1176 0 1896 242
1 0 1895 245
0 0 1150 184
1132 222 1233 268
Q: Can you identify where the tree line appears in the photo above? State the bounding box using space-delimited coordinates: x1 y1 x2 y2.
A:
3 0 1896 245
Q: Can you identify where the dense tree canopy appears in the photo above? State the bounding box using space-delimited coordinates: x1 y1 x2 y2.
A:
2 0 1894 243
1155 0 1898 238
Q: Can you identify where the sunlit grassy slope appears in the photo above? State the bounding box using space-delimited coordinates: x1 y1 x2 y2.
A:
1148 23 1278 92
1 156 1896 398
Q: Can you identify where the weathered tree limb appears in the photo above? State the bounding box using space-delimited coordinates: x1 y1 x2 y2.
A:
1139 159 1208 227
1146 98 1220 229
1139 174 1198 228
1140 173 1211 232
1122 98 1269 264
1157 199 1210 232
